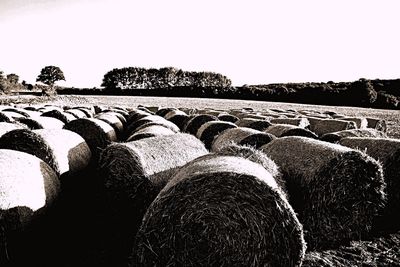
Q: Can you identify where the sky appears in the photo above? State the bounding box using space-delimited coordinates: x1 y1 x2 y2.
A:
0 0 399 87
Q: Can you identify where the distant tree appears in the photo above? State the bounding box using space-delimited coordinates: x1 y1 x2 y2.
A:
36 66 65 95
6 73 19 84
345 78 377 107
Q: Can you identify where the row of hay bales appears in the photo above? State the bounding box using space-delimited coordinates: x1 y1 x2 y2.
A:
0 103 398 266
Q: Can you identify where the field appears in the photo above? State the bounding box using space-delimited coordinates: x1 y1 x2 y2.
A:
48 95 400 138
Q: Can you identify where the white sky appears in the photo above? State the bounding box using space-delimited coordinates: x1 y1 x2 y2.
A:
0 0 399 87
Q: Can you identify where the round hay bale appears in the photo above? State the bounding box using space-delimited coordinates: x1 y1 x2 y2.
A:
155 107 177 117
0 129 91 177
211 127 276 151
95 112 125 138
2 108 31 118
280 127 319 139
23 106 39 111
98 133 208 263
102 110 128 124
321 129 388 143
183 114 218 135
65 108 88 119
126 125 175 141
196 120 238 150
215 143 286 196
0 149 60 264
41 110 76 124
308 118 357 136
0 122 26 137
339 117 368 129
217 113 239 123
137 105 157 113
264 124 299 137
260 136 385 250
1 111 26 119
15 116 64 130
64 118 117 159
0 111 14 123
38 106 64 113
125 115 179 138
236 118 272 131
132 155 305 267
163 109 187 120
127 109 152 125
270 118 310 128
339 137 400 232
239 113 270 120
166 114 191 131
366 118 387 132
104 108 129 119
74 107 94 118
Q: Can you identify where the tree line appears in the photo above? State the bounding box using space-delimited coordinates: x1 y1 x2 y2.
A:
101 67 232 90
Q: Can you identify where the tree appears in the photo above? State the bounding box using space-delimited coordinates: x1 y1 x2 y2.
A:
36 66 65 87
6 73 19 84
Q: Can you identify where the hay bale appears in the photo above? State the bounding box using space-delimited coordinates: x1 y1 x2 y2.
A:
155 107 177 117
126 109 152 125
0 111 14 123
270 118 310 128
321 129 388 143
183 114 218 135
211 127 276 151
95 112 125 138
1 108 31 117
126 125 175 141
366 118 387 132
125 115 179 139
303 231 400 267
308 118 357 136
339 117 368 129
65 108 88 119
15 116 64 130
98 133 208 264
0 149 60 264
216 144 286 196
264 124 298 137
1 111 26 119
164 110 191 131
236 118 272 131
74 107 94 118
339 137 400 232
217 113 239 123
0 122 26 137
131 155 305 267
261 137 385 250
196 121 238 150
41 110 76 124
64 118 117 159
0 129 91 177
239 113 270 120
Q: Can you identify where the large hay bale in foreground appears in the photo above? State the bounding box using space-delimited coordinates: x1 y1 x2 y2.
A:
64 118 117 159
0 149 60 265
15 116 65 130
320 128 387 143
126 125 175 141
196 120 238 149
261 137 385 250
339 137 400 232
0 129 91 177
270 118 310 128
308 118 357 136
98 133 208 264
183 114 218 135
132 155 305 267
211 127 276 151
236 118 272 131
